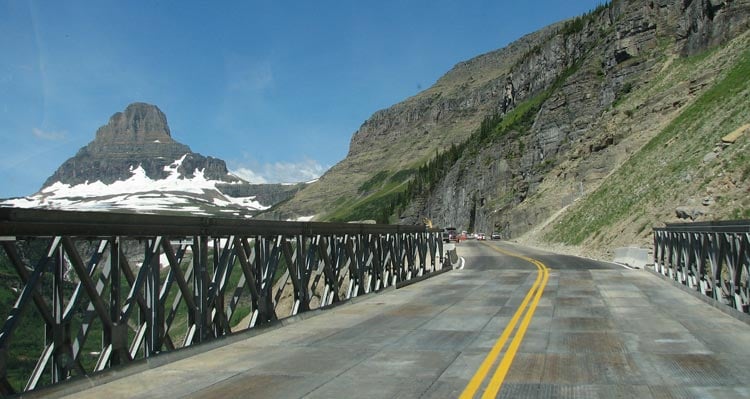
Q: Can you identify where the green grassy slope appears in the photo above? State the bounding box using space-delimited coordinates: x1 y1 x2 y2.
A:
545 47 750 245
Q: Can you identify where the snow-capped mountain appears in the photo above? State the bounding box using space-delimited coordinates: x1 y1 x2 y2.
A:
5 155 270 217
2 102 305 217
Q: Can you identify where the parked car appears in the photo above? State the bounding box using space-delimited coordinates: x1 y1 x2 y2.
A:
491 232 501 240
442 227 457 242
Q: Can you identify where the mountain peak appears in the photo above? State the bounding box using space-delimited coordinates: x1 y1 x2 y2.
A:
94 102 172 145
41 102 225 188
6 102 310 217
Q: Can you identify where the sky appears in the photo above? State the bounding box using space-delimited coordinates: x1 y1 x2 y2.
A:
0 0 606 198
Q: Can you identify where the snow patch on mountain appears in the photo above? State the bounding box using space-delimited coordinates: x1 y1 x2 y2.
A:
1 155 268 216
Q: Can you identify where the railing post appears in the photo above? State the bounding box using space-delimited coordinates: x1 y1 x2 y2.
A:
193 235 209 344
51 239 65 383
109 237 128 366
145 238 162 356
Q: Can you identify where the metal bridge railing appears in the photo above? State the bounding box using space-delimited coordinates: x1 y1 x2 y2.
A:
653 220 750 315
0 208 450 395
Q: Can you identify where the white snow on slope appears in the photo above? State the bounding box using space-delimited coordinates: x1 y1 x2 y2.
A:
2 155 269 216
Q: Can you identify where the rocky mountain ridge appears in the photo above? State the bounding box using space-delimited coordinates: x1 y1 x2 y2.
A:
274 0 750 258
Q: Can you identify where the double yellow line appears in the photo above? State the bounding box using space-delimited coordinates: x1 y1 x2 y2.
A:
459 244 550 399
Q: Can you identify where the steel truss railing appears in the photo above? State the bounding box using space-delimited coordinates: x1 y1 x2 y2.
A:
0 208 449 395
654 220 750 314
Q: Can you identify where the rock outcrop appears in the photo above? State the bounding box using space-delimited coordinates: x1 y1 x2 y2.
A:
215 182 306 206
43 102 236 188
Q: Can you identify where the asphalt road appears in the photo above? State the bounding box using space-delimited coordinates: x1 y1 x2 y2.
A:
45 240 750 399
461 239 620 271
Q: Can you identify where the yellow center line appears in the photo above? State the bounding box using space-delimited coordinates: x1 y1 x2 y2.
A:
482 260 548 398
459 244 550 399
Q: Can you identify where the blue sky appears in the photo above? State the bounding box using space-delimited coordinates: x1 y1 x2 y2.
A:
1 1 605 198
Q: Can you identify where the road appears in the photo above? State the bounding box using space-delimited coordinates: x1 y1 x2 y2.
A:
41 240 750 398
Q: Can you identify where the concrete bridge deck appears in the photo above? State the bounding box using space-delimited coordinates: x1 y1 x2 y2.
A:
41 241 750 398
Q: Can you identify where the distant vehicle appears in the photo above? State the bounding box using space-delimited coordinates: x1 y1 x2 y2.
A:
476 233 486 240
491 232 501 240
443 227 457 242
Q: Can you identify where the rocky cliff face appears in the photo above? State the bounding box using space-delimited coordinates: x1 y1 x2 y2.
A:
277 27 561 220
43 102 236 188
277 0 750 254
398 0 750 259
408 0 750 233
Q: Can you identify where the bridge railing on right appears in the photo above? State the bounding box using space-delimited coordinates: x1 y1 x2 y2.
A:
653 220 750 314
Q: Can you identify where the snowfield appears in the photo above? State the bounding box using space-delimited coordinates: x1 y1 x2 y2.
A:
1 155 269 217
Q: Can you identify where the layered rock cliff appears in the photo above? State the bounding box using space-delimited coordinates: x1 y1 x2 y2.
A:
409 0 750 239
274 0 750 257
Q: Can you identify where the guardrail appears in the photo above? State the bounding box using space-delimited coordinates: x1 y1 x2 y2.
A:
653 220 750 314
0 208 450 395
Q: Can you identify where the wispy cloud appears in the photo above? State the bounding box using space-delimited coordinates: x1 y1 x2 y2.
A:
32 127 66 141
231 158 327 184
226 57 274 93
232 167 268 184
